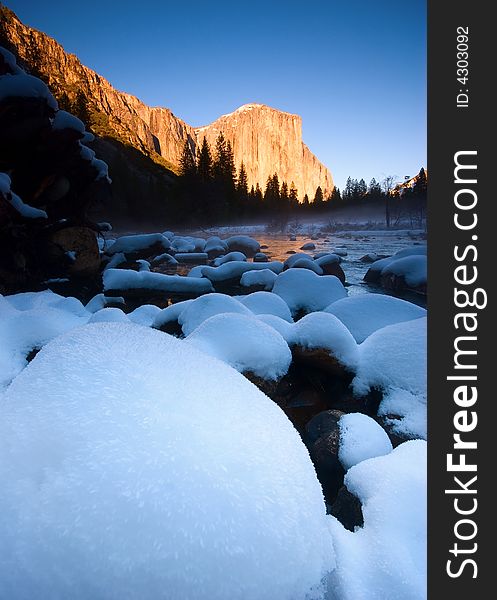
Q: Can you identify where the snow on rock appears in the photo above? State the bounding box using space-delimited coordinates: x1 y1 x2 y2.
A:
106 233 171 256
353 318 427 439
85 293 125 313
0 72 58 109
1 173 47 219
381 255 427 289
283 253 313 269
315 254 341 267
0 323 334 599
200 261 283 283
152 299 193 331
162 230 175 240
253 252 269 263
127 304 162 327
178 293 252 336
333 248 348 257
240 291 293 322
103 269 214 295
88 308 129 323
212 251 247 266
170 236 206 254
273 269 347 316
290 258 323 275
0 47 23 75
174 252 208 264
151 252 179 266
225 235 260 257
204 236 228 258
325 295 426 343
338 413 393 471
186 313 292 380
364 246 427 284
327 440 426 600
53 110 85 133
256 314 295 342
240 268 278 291
300 242 316 250
289 312 359 371
0 292 90 389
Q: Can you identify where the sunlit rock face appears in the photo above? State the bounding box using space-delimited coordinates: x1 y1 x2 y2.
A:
1 7 333 200
195 104 334 200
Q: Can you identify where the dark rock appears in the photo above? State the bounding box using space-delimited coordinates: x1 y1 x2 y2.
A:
329 486 364 531
309 426 346 504
380 271 427 295
47 226 100 277
306 409 345 447
291 345 354 381
319 261 345 284
243 372 280 397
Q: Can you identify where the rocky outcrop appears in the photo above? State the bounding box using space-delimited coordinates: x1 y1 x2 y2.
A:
0 6 333 201
196 104 333 199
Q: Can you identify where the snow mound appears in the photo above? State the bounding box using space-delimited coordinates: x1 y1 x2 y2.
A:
290 312 359 371
0 323 334 599
53 110 85 133
200 261 283 283
381 255 427 288
256 314 295 342
240 268 278 291
240 291 293 322
178 293 252 336
273 269 347 315
328 440 426 600
290 258 323 275
186 313 292 380
283 253 313 269
0 173 47 219
353 318 427 439
103 269 214 295
0 292 90 389
338 413 393 470
0 72 58 109
225 235 260 257
107 233 171 256
127 304 162 327
88 308 129 323
325 295 426 343
212 251 247 266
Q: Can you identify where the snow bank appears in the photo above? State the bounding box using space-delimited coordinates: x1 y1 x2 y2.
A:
327 441 426 600
338 413 393 470
0 323 333 599
186 313 292 380
240 291 293 322
325 295 426 343
353 318 427 438
178 293 252 336
107 233 171 256
273 269 347 315
289 312 359 371
240 268 278 291
103 269 214 295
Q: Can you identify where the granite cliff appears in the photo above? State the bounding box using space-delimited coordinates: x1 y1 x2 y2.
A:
0 5 333 202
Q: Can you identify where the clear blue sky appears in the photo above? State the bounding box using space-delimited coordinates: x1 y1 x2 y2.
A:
6 0 426 189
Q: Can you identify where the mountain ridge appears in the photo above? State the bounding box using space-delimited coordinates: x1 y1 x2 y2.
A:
0 4 333 200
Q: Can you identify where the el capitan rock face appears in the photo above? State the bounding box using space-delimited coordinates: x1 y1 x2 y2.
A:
0 6 333 200
195 104 333 199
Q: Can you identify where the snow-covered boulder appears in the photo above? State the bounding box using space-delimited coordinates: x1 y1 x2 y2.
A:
212 251 247 266
178 293 252 336
103 269 214 297
353 317 427 439
300 242 316 250
240 291 293 322
225 235 260 257
364 246 427 286
328 440 426 600
283 252 313 269
127 304 162 327
314 254 346 283
200 261 284 286
240 268 278 291
381 255 427 293
273 269 347 316
106 233 171 259
290 312 359 376
325 295 426 343
0 323 333 599
174 252 208 264
290 258 323 275
152 299 193 335
204 236 228 259
253 252 269 263
186 313 292 382
88 307 129 323
338 413 393 470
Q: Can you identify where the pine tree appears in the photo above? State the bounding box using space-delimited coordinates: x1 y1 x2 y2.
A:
289 182 298 207
237 162 249 198
197 137 212 183
280 181 289 203
302 193 310 209
72 90 91 126
313 186 324 206
254 183 263 203
179 139 197 178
